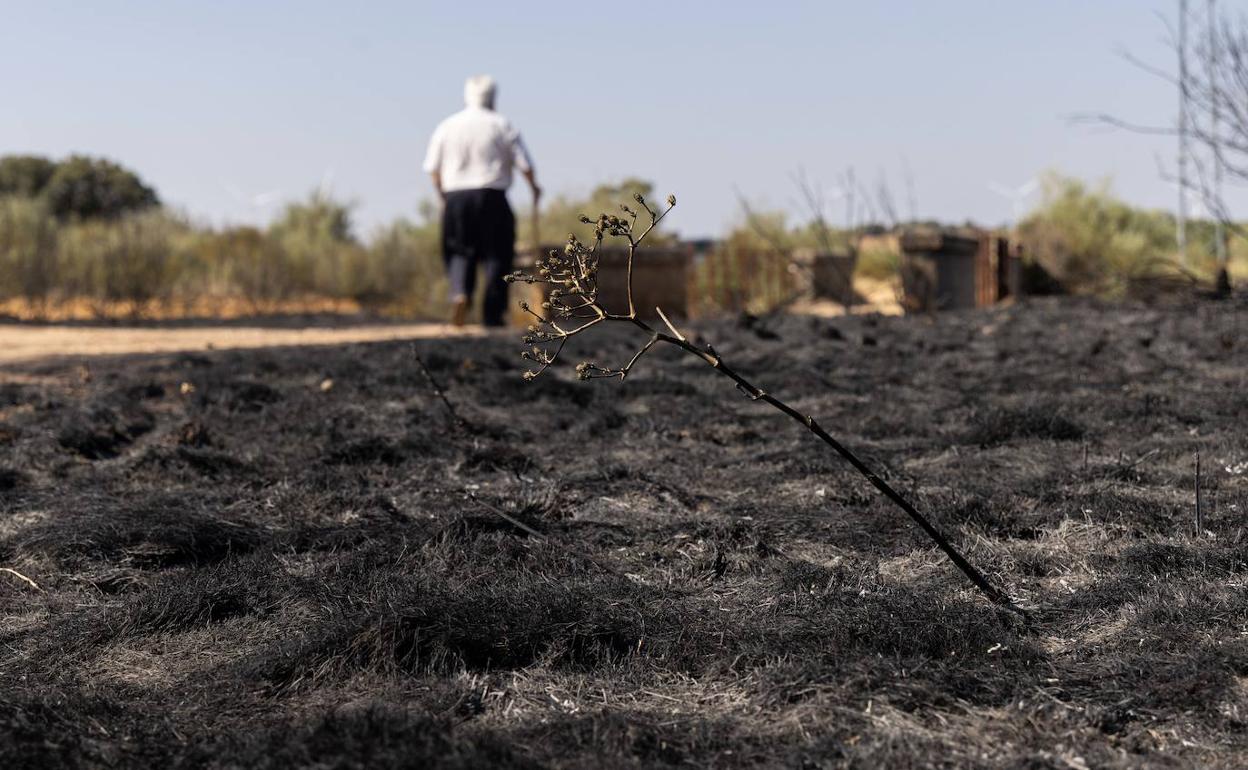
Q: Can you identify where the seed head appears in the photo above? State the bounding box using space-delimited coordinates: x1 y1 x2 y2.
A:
633 192 644 204
666 194 676 206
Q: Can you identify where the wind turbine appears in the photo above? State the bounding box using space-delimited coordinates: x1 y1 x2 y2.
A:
987 178 1039 226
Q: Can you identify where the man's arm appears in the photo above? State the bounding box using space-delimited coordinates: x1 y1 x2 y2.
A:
521 167 541 206
430 170 445 207
510 129 540 206
423 122 445 208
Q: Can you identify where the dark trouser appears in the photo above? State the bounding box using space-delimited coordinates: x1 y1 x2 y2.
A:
441 187 514 327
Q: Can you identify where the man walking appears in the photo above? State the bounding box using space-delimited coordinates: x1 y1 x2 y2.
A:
424 75 540 327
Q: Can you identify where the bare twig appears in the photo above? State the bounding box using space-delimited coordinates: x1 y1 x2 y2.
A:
1083 3 1247 285
506 194 1023 617
413 347 470 432
0 567 42 591
793 167 857 311
1195 452 1205 536
732 188 812 314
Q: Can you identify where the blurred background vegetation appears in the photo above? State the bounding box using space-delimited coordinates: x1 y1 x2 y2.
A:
0 154 1241 320
0 154 449 319
1018 172 1246 297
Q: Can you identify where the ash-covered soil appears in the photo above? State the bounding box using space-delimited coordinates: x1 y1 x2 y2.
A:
1 297 1247 768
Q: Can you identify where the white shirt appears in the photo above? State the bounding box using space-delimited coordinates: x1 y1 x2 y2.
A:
422 106 534 193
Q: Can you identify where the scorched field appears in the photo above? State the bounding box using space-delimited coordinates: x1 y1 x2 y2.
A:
2 296 1247 768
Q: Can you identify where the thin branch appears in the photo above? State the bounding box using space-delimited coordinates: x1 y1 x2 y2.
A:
413 348 470 432
0 567 41 591
656 306 686 340
793 168 857 311
508 195 1024 618
632 317 1022 616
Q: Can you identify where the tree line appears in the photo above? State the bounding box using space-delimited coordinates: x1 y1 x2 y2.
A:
0 154 446 318
0 154 1238 320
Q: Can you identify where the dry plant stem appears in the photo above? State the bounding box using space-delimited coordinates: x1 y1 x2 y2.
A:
0 567 41 591
508 194 1020 616
1195 452 1204 537
413 347 470 432
635 315 1019 614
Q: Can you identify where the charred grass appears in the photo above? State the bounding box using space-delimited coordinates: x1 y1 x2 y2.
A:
1 297 1247 767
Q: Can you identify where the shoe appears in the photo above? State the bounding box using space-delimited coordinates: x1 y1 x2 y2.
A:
450 295 469 327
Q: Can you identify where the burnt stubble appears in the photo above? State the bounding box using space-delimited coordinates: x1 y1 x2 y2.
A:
1 296 1246 768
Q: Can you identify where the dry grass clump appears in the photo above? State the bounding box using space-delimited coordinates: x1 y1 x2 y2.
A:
1116 541 1248 577
240 573 653 687
222 705 540 770
964 403 1086 446
5 492 265 572
56 401 156 459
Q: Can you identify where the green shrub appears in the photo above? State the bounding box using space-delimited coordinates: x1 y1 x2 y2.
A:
196 227 294 311
1018 173 1199 295
522 178 673 246
354 219 445 315
0 156 57 198
268 192 357 296
40 155 159 221
0 196 59 309
855 246 899 281
57 210 186 315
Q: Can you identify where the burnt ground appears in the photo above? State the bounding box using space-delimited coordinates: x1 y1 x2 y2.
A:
1 296 1246 768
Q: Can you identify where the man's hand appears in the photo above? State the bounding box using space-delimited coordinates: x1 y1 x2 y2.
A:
430 171 445 211
522 168 541 206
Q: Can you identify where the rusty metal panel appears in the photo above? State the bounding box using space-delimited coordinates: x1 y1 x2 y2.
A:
901 229 1020 312
900 230 986 312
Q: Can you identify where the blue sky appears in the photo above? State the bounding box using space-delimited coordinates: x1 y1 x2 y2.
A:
1 1 1233 238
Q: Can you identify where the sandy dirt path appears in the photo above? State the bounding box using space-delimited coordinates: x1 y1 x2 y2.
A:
0 323 487 365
